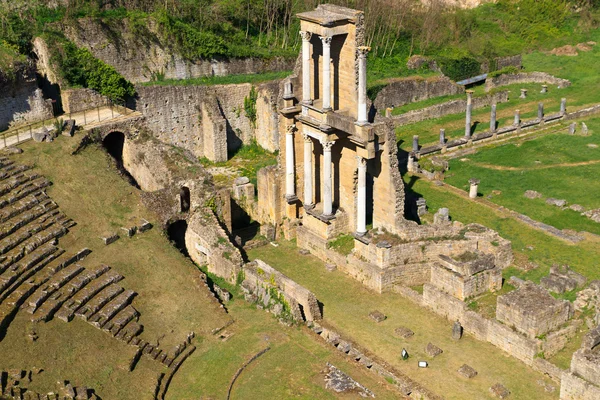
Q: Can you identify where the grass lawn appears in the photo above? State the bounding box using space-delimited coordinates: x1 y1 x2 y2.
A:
443 123 600 235
248 241 559 400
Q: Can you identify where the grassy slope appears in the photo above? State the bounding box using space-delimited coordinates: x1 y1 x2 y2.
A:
249 241 558 400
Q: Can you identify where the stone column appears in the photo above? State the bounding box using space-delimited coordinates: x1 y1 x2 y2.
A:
357 46 371 125
321 140 335 216
538 103 544 120
320 36 332 111
439 129 446 145
514 109 520 126
469 178 480 199
356 156 367 235
300 31 313 105
285 124 296 198
465 90 473 138
560 98 567 116
302 133 313 207
407 154 415 173
519 89 527 99
490 104 497 133
541 85 548 94
412 135 419 153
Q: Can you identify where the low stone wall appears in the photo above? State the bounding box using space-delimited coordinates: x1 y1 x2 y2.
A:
561 372 600 400
62 88 110 114
391 90 509 127
243 259 322 321
373 76 462 112
495 54 522 71
485 72 571 92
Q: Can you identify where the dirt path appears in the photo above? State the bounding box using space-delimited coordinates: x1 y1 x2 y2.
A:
471 159 600 171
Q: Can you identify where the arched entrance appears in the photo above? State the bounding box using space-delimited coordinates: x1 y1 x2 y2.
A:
102 131 140 189
167 220 188 256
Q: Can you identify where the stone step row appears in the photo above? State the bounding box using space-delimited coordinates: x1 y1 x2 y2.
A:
89 289 136 329
57 268 123 323
0 178 51 210
0 173 40 199
0 164 31 183
0 244 59 298
0 192 51 225
156 345 197 400
32 265 111 323
0 199 58 242
0 209 59 258
76 284 124 322
25 264 85 314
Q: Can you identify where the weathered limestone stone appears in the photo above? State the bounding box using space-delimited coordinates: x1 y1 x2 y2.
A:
2 147 23 154
234 177 250 186
385 107 392 118
569 122 577 135
582 122 589 135
569 204 586 212
546 198 567 207
514 109 520 126
465 90 473 138
298 248 310 255
394 326 414 339
469 178 480 199
439 128 446 145
63 120 76 137
100 233 119 245
452 321 463 340
368 310 386 323
490 104 497 132
524 190 542 199
538 103 544 120
519 89 527 99
416 198 427 216
541 85 548 94
33 128 53 143
425 342 443 357
138 219 152 232
583 208 600 223
490 383 510 399
325 263 337 272
433 208 450 224
458 364 478 378
324 363 374 397
412 135 419 153
560 98 567 116
120 226 136 238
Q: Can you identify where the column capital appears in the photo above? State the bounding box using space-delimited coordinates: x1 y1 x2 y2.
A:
356 156 367 168
286 123 297 135
320 139 335 151
357 46 371 58
320 35 332 46
300 31 312 41
302 133 312 143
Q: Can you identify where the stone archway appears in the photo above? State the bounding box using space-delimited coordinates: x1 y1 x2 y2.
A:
103 131 125 164
167 220 188 256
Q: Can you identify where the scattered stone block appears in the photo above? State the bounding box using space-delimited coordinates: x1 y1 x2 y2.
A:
368 310 386 323
298 248 310 255
569 122 577 135
588 143 598 148
234 177 250 186
546 198 567 207
490 383 510 399
324 363 374 397
523 190 542 199
336 340 352 353
394 326 414 339
425 343 443 357
582 122 589 135
63 120 76 137
458 364 478 378
433 208 450 224
2 147 23 154
325 263 337 272
100 233 119 245
138 219 152 233
583 209 600 223
452 320 463 340
120 226 136 238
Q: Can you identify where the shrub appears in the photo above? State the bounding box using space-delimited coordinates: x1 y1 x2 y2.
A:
244 87 258 128
436 56 481 82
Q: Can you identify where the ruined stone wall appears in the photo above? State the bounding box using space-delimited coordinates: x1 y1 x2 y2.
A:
135 82 280 159
122 137 175 192
390 91 509 127
255 81 281 152
62 88 109 114
495 55 522 70
62 18 295 83
430 264 501 300
244 259 322 321
373 76 463 112
186 211 243 284
0 64 53 131
485 72 571 92
561 372 600 400
421 284 542 365
256 165 283 227
201 96 228 162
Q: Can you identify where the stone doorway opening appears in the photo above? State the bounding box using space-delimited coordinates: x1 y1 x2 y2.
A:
102 131 140 189
180 186 191 213
167 220 188 257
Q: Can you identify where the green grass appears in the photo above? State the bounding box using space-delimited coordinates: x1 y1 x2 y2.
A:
327 234 355 256
141 70 292 87
248 240 559 400
443 126 600 235
406 175 600 281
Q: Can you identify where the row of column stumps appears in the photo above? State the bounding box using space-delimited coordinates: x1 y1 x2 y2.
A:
299 30 370 124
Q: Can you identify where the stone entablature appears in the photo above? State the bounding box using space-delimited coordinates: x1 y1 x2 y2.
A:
496 282 573 339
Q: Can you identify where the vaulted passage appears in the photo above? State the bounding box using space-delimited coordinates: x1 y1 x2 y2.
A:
167 220 188 257
102 131 140 189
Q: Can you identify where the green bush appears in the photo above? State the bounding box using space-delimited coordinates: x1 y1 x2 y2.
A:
244 87 258 128
436 56 481 82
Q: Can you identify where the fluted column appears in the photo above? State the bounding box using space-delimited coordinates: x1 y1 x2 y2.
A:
302 133 313 207
285 124 296 198
320 36 332 111
300 31 312 104
356 156 367 235
321 140 335 216
357 46 370 125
